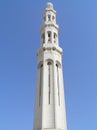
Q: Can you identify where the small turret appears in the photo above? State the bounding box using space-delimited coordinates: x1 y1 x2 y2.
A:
40 2 59 47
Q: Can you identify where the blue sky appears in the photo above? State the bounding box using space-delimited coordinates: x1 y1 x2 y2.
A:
0 0 97 130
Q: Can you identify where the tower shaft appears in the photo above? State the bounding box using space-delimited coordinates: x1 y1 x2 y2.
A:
33 3 67 130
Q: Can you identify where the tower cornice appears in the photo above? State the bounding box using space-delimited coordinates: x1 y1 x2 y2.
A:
43 9 56 15
40 23 59 32
36 46 63 57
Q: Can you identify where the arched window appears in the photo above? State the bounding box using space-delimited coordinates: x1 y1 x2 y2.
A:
39 63 43 106
47 62 52 65
56 64 60 106
48 14 51 21
52 16 55 21
48 31 51 42
47 62 52 104
54 32 57 43
41 33 45 44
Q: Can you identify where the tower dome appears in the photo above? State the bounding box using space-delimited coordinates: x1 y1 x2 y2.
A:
46 2 53 9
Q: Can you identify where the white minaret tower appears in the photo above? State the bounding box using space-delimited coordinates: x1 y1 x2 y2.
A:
33 2 67 130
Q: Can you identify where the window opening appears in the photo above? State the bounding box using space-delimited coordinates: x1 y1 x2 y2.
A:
52 16 55 21
47 62 51 104
54 33 57 43
48 15 51 21
39 64 43 106
56 64 60 106
48 31 51 42
42 33 45 44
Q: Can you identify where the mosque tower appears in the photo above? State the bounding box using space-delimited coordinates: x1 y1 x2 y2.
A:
33 2 67 130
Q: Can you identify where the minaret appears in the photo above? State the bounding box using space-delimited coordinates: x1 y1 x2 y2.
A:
33 2 67 130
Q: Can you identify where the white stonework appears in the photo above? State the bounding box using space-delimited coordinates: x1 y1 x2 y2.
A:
33 2 67 130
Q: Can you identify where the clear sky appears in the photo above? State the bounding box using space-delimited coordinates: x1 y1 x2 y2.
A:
0 0 97 130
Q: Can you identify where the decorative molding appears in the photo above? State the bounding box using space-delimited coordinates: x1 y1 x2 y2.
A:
36 46 63 56
40 23 59 32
